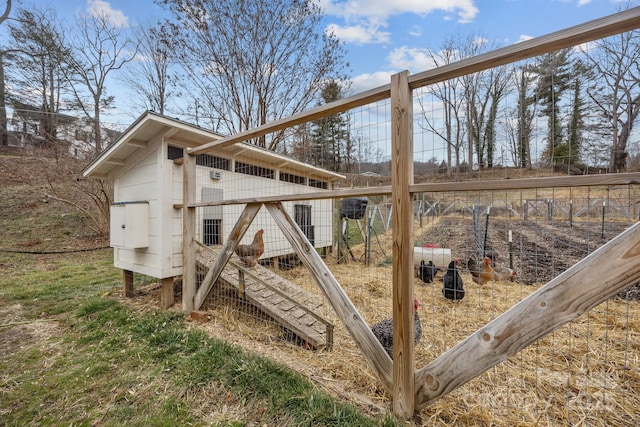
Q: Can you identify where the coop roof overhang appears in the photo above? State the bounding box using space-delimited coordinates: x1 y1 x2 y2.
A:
82 110 345 182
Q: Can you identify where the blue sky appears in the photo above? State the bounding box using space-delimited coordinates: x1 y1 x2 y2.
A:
11 0 637 125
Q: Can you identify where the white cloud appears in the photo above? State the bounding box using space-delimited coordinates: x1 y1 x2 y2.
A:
86 0 129 28
322 0 479 23
326 22 391 44
351 71 396 92
575 40 597 54
472 36 488 48
320 0 479 45
409 25 422 37
387 46 438 72
516 34 534 43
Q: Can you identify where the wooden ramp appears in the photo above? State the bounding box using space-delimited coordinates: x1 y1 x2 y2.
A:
195 243 334 350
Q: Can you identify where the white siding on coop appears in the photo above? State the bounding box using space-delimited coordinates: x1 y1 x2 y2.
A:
93 112 341 280
111 138 168 278
168 162 334 268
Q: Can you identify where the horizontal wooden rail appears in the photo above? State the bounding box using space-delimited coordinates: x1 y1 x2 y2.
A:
187 7 640 156
173 172 640 209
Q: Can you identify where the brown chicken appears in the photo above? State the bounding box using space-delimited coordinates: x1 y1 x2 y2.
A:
234 229 264 267
479 256 517 285
479 256 496 285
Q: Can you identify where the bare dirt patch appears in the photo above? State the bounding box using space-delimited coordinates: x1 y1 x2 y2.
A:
0 303 61 359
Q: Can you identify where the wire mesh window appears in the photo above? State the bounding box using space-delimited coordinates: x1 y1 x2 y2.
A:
294 204 314 246
280 172 306 185
196 153 230 170
202 218 222 246
308 178 328 189
235 161 274 179
167 144 183 160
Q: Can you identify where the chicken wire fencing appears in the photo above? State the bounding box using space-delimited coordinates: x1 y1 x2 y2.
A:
184 178 638 424
164 25 640 424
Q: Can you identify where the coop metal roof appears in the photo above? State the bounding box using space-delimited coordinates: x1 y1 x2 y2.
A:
82 110 345 182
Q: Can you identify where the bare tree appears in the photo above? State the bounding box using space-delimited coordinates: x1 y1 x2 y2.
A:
121 22 177 115
7 7 71 155
158 0 348 150
66 8 136 154
0 0 12 146
420 36 481 179
481 65 510 167
419 34 512 178
583 28 640 172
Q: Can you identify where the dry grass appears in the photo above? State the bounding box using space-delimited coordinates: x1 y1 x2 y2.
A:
137 217 639 425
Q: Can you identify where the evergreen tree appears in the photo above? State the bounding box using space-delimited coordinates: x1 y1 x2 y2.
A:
515 67 536 168
564 77 586 166
530 49 573 163
309 80 350 172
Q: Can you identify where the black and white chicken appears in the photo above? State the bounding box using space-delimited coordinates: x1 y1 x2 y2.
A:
370 298 422 359
442 259 465 301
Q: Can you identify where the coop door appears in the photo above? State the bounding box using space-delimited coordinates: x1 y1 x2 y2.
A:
201 187 223 246
110 202 149 249
294 204 314 246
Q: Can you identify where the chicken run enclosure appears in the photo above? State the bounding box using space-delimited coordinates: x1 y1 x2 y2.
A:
119 9 640 424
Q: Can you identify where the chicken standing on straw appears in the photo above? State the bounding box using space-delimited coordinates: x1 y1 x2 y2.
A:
442 259 465 301
370 298 422 359
234 229 264 269
416 259 440 284
479 256 517 285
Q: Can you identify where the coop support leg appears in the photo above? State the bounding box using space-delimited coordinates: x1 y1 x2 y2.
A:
160 277 174 309
123 269 134 298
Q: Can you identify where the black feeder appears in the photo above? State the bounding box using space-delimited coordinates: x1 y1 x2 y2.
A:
340 197 368 219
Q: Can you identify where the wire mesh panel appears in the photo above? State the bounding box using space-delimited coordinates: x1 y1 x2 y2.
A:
169 27 640 424
186 173 639 425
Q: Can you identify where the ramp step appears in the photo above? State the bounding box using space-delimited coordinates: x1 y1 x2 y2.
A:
195 246 333 350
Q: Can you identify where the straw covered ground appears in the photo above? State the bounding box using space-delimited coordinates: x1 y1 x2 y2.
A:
133 217 639 426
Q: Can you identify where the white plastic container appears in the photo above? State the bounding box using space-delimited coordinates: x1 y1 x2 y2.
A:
413 247 452 270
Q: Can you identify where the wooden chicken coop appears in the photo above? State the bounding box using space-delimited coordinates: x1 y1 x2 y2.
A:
82 112 344 307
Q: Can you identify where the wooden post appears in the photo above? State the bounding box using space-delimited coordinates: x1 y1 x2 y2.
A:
182 152 197 313
123 269 134 298
160 277 174 309
390 70 414 418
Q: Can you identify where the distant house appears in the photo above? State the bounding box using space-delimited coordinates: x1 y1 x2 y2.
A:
83 111 344 280
8 101 120 158
360 171 380 177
